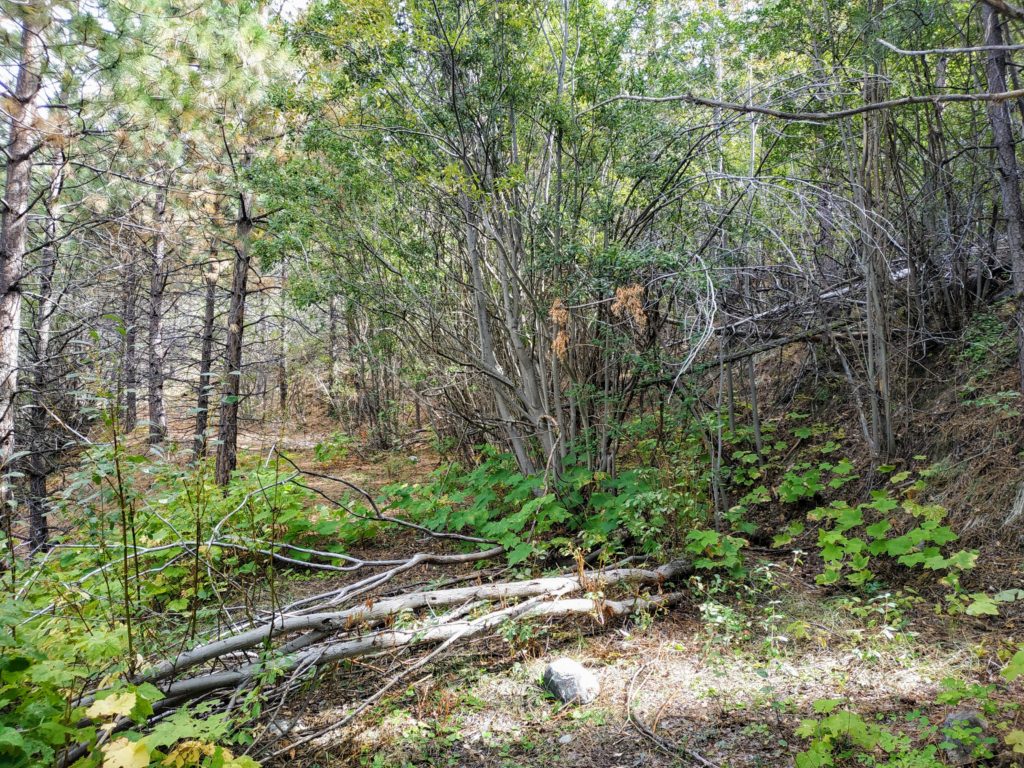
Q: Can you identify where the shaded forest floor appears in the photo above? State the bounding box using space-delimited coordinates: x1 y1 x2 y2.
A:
234 441 1022 768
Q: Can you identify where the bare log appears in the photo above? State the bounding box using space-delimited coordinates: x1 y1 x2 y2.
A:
140 558 691 685
159 591 686 702
263 592 685 759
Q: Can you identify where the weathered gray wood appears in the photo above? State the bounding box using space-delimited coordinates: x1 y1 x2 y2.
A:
140 558 690 685
158 591 684 701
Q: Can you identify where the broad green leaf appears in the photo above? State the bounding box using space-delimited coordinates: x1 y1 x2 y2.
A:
965 593 999 616
506 542 534 566
1003 649 1024 682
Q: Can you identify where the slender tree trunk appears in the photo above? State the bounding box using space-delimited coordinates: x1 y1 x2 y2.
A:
746 356 764 461
860 1 895 459
25 157 64 552
326 294 338 418
193 262 217 461
123 255 139 432
215 198 253 486
461 193 535 475
981 3 1024 394
278 262 288 415
0 18 43 554
147 184 169 445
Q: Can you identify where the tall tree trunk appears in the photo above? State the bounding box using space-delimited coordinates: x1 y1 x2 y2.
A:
25 156 64 552
461 192 535 475
215 198 253 486
326 294 338 418
278 262 288 415
860 0 895 459
0 17 44 555
981 3 1024 394
122 254 139 432
193 260 217 461
147 184 169 445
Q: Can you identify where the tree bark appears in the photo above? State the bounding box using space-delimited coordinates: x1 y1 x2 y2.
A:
278 261 288 415
147 184 169 445
860 0 895 459
461 192 536 475
24 155 65 552
0 17 44 552
981 2 1024 394
215 198 253 485
193 260 217 461
326 294 338 418
122 253 139 433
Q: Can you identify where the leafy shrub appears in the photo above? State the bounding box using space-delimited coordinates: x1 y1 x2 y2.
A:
0 601 254 768
958 305 1015 368
795 700 945 768
383 446 705 564
313 431 355 463
684 529 747 576
0 443 387 767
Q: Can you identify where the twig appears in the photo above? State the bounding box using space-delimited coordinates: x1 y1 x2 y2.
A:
627 664 721 768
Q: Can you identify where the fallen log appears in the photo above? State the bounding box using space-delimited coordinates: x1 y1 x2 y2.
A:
64 557 693 767
262 592 686 760
159 590 687 701
141 558 691 686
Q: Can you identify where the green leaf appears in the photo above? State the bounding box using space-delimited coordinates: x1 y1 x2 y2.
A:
1006 729 1024 754
812 698 842 714
1003 649 1024 682
506 542 534 566
965 593 999 616
816 568 841 585
865 520 891 538
0 727 26 755
834 507 863 532
944 550 978 571
885 536 914 556
995 589 1024 603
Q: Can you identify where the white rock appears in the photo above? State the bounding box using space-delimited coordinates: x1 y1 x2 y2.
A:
266 718 305 737
542 658 599 704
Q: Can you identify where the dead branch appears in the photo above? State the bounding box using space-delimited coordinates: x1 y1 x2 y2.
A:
583 87 1024 122
262 592 686 759
140 558 691 687
627 664 721 768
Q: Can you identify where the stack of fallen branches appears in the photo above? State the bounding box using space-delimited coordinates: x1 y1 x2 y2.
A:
67 546 692 763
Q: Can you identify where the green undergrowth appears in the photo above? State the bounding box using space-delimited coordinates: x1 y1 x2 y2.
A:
1 434 389 768
4 400 1024 767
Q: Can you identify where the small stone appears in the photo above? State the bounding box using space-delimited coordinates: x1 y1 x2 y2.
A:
542 658 599 704
941 709 988 765
558 734 573 745
266 718 303 738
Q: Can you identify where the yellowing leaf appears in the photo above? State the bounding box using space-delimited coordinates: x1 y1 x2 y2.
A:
163 740 216 768
1006 729 1024 754
87 693 138 722
102 738 150 768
